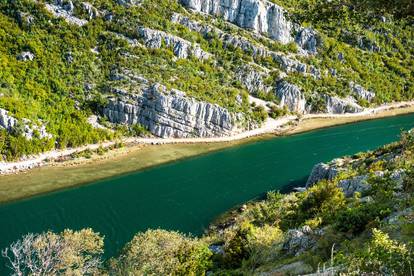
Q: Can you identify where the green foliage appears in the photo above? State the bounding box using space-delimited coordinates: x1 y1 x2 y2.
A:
338 229 414 275
335 202 391 234
111 229 212 275
289 180 346 228
221 222 254 268
2 228 104 275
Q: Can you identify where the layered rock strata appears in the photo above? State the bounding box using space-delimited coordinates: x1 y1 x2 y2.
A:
102 83 237 138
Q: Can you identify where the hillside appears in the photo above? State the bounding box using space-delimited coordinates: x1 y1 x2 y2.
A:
0 0 412 160
3 130 414 275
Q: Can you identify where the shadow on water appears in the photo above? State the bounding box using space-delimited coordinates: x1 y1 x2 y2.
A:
280 176 310 193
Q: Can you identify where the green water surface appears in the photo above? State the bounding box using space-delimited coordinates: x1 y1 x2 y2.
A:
0 113 413 272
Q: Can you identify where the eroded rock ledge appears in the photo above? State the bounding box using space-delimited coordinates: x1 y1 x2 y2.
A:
180 0 293 44
102 83 238 138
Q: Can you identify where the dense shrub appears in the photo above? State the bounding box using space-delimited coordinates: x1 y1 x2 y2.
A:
111 229 212 275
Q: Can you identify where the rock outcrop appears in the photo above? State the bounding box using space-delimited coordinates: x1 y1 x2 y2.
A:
275 81 306 113
103 83 237 138
171 13 315 76
137 27 211 60
350 82 376 102
0 108 52 140
235 65 271 94
81 2 100 20
324 95 363 114
17 51 35 61
45 0 88 26
306 161 344 188
296 28 319 54
0 108 18 131
338 175 371 197
282 225 322 256
180 0 293 44
171 13 268 57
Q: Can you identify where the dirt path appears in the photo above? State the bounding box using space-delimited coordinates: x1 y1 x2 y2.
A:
1 101 413 175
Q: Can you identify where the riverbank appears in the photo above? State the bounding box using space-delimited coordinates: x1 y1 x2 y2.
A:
0 101 413 203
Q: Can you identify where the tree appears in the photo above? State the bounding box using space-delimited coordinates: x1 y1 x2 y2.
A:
2 229 104 276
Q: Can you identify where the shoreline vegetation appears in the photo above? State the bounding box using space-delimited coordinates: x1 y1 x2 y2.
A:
0 102 414 204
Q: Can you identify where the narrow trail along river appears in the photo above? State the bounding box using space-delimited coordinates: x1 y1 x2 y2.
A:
0 113 413 271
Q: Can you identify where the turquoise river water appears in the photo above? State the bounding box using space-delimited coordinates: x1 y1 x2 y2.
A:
0 113 413 272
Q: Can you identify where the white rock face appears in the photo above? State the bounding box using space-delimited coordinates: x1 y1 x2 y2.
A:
235 65 271 94
295 28 319 54
324 95 363 114
275 81 306 114
103 84 237 138
17 51 35 61
171 13 315 76
0 108 18 131
180 0 293 44
45 1 88 26
0 108 52 140
306 162 342 188
137 27 211 60
349 82 376 102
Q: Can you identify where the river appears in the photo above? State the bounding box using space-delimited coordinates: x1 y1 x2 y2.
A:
0 113 413 272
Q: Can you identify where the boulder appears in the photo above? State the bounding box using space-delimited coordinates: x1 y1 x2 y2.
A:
282 225 320 256
338 175 371 197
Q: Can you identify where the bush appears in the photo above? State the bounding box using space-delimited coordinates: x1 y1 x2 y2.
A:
338 229 414 275
293 180 346 227
335 203 391 234
112 229 212 275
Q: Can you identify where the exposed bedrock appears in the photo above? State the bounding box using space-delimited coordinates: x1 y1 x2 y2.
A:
323 95 364 114
275 81 306 114
102 84 238 138
180 0 293 44
0 108 52 140
235 65 271 94
137 27 211 60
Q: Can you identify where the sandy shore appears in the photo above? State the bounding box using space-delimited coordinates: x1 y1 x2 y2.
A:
1 101 414 176
0 101 413 203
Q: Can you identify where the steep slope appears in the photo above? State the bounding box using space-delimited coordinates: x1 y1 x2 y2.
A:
0 0 412 160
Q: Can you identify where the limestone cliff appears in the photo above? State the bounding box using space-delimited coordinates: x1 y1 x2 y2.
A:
103 83 238 138
180 0 293 44
275 81 306 114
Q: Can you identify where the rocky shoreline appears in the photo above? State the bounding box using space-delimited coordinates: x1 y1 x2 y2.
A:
1 101 413 175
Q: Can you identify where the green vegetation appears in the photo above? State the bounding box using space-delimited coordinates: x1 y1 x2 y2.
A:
3 130 414 274
0 0 412 160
